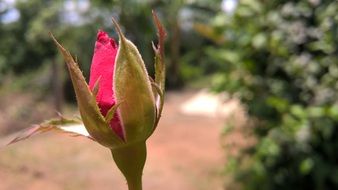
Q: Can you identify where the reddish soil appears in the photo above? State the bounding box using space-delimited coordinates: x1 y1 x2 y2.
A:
0 90 241 190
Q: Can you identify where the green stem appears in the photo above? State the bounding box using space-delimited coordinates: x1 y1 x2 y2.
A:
111 142 146 190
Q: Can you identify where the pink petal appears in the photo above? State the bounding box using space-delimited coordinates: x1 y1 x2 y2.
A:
88 30 124 139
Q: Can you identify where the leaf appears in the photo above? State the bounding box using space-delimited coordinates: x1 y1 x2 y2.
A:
50 33 124 148
193 23 225 44
2 117 93 148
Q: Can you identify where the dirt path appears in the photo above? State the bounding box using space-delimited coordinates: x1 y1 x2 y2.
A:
0 90 227 190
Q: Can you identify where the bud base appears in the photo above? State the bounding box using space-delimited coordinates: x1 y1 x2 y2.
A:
111 142 146 190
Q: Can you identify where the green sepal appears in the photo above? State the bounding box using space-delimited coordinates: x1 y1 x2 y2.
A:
152 11 167 92
152 11 167 129
92 76 101 97
150 81 164 130
50 34 124 148
105 102 122 124
112 19 156 142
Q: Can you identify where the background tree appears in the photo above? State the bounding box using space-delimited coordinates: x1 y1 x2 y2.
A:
197 0 338 189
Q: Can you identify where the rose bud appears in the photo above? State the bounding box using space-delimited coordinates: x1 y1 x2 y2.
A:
49 13 166 190
6 12 166 190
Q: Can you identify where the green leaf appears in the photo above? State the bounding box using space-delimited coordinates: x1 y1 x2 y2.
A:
2 116 92 147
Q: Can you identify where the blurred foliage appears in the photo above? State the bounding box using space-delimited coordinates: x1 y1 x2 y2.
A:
197 0 338 189
0 0 223 91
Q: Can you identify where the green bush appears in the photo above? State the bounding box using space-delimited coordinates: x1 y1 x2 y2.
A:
199 0 338 189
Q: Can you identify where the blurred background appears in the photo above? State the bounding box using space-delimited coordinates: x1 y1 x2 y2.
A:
1 0 338 189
